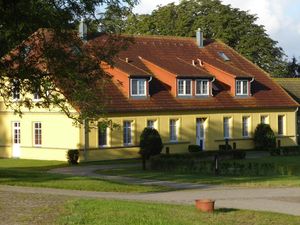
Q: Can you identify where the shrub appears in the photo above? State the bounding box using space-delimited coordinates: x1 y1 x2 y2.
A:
253 124 276 150
188 145 202 153
219 144 232 151
67 149 79 165
139 128 163 160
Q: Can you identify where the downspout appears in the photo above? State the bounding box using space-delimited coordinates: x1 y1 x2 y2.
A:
249 78 255 96
211 77 216 96
295 107 299 144
83 118 89 161
148 76 152 97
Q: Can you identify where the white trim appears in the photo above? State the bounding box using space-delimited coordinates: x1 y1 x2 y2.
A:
242 116 250 137
169 119 179 142
278 115 285 136
195 79 209 96
223 117 231 139
130 79 147 97
177 79 192 96
33 122 42 147
123 120 133 146
236 80 249 96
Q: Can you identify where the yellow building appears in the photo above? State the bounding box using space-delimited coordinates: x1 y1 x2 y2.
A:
0 29 298 161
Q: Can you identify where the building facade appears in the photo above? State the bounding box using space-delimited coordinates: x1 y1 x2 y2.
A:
0 30 298 161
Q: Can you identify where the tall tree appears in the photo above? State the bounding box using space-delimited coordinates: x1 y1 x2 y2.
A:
124 0 287 76
0 0 137 123
286 57 300 77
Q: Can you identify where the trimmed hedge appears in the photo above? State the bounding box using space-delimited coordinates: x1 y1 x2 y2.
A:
150 155 299 176
188 145 202 153
270 146 300 156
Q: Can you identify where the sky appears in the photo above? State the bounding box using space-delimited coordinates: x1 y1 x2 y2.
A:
133 0 300 59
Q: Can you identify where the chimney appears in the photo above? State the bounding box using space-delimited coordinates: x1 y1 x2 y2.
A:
79 19 87 41
196 28 204 48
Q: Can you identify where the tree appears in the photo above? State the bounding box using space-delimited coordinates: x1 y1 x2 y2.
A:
286 57 300 77
124 0 287 76
0 0 137 124
139 128 163 170
253 124 276 150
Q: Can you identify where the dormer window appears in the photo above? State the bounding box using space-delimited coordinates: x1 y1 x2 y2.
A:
131 79 146 97
236 80 248 96
178 79 192 96
195 79 209 96
12 80 20 101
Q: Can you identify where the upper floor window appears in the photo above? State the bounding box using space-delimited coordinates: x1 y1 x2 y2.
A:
236 80 248 96
218 52 230 61
12 81 20 100
33 92 40 101
195 80 209 96
131 79 146 97
177 79 192 96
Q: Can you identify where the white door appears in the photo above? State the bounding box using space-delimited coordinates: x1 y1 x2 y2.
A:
12 122 21 158
196 118 205 150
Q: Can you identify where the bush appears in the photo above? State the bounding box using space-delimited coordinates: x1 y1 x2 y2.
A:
254 124 276 150
219 144 232 151
139 128 163 160
270 146 300 156
67 149 79 165
188 145 202 153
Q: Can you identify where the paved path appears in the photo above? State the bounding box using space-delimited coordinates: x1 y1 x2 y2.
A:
49 164 217 189
1 184 300 216
49 164 300 216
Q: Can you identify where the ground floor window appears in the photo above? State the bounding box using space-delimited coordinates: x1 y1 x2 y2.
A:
278 115 285 135
223 117 231 139
98 123 108 147
123 121 132 145
169 119 178 141
33 122 42 146
242 116 250 137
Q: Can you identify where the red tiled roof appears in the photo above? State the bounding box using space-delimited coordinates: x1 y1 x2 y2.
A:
91 35 299 112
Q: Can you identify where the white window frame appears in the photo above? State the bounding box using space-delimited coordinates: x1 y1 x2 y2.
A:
195 79 209 96
130 79 146 97
33 92 40 101
33 122 42 147
278 115 285 136
242 116 250 137
147 120 157 129
169 119 178 142
223 117 231 139
261 115 269 124
12 81 20 101
236 80 249 96
13 122 21 144
123 121 133 146
177 79 192 96
98 123 109 147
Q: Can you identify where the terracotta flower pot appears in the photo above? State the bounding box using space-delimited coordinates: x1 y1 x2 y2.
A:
195 199 215 213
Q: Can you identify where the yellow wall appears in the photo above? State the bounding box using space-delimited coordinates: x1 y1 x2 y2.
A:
0 106 297 162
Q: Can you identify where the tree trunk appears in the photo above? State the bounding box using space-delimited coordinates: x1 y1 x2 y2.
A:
142 156 146 170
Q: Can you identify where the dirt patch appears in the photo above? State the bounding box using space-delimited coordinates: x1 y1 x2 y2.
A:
0 190 71 225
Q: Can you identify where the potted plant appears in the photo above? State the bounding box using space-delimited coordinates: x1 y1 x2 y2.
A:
195 199 215 213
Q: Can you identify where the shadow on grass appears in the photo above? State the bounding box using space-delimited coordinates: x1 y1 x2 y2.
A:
215 208 239 213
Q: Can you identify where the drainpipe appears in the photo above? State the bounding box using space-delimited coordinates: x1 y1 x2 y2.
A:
83 118 89 161
295 107 299 144
211 77 216 96
249 78 255 96
147 76 152 97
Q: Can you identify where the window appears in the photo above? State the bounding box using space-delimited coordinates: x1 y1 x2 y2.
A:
147 120 156 129
236 80 248 96
242 116 250 137
196 80 209 96
131 79 146 96
261 115 269 124
278 115 285 135
12 81 20 100
123 121 132 145
169 119 178 141
33 92 40 101
223 117 231 139
98 123 108 147
177 79 192 96
33 122 42 146
218 52 230 61
13 122 21 144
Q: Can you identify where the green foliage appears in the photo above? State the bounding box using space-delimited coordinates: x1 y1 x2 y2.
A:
270 146 300 156
139 128 163 159
124 0 287 76
67 149 79 165
188 145 202 153
254 124 276 150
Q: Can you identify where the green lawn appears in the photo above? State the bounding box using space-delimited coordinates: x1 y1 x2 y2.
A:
58 199 300 225
96 156 300 187
0 158 170 193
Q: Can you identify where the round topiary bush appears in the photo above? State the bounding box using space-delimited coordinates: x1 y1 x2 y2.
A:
139 128 163 170
253 124 276 150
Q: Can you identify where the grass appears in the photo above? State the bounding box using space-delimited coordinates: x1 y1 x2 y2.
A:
58 199 300 225
0 158 170 193
96 156 300 188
